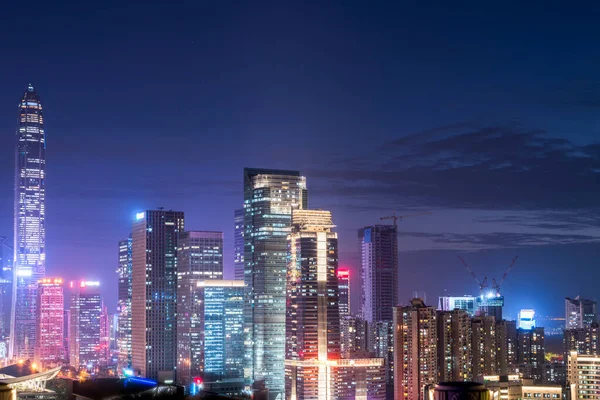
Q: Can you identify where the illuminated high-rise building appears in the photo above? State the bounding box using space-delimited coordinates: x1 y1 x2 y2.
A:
564 322 600 357
516 327 545 382
567 352 600 398
176 231 224 385
471 315 498 382
0 238 13 341
100 305 110 366
69 280 103 369
338 269 351 357
437 309 472 382
116 235 132 370
285 210 385 399
234 209 244 281
244 168 307 395
132 209 184 381
359 225 397 324
565 296 597 329
393 298 437 400
36 278 64 365
438 296 477 316
11 84 47 360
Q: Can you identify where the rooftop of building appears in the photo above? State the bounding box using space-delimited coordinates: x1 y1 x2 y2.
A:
72 378 183 400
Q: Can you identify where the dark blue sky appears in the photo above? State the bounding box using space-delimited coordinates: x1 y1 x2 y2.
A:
1 1 599 317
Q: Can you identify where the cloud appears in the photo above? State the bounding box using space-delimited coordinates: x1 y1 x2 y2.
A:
309 124 600 211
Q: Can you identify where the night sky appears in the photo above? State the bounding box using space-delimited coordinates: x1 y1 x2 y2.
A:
1 2 599 318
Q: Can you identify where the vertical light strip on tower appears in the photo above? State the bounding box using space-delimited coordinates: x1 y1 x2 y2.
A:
11 84 46 359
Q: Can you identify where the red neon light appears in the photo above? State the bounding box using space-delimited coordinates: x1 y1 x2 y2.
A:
337 269 350 278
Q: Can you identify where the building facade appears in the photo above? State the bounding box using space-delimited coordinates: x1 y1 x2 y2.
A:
564 322 600 357
393 299 437 400
566 296 597 329
116 235 132 370
131 209 184 381
176 231 225 385
234 209 244 281
438 296 477 316
36 278 64 365
567 352 600 399
471 315 498 382
360 225 398 324
338 269 351 358
244 168 307 395
69 280 103 369
11 84 47 359
516 327 545 383
437 309 472 382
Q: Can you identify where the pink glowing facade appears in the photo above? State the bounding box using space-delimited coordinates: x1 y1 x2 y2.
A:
36 278 64 364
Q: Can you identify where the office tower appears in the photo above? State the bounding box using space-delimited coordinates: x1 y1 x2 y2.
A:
109 314 118 352
565 296 597 329
234 209 244 281
471 315 498 382
244 168 307 395
11 84 47 360
393 298 437 400
69 280 103 369
193 281 244 389
116 235 132 369
63 310 70 364
360 225 398 324
518 309 536 330
100 305 110 366
438 296 477 316
285 209 385 399
564 322 600 357
567 352 600 398
132 209 184 381
437 309 472 382
497 320 518 375
346 315 369 356
338 269 351 357
370 320 394 385
36 278 64 365
516 328 545 382
176 231 224 385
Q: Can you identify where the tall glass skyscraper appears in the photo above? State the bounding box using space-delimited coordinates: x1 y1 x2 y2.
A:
116 235 132 370
243 168 307 396
176 230 223 385
69 280 103 370
36 278 64 365
233 209 244 281
131 209 184 380
11 84 47 359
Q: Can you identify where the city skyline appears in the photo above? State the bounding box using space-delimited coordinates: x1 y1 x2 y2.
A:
0 3 599 322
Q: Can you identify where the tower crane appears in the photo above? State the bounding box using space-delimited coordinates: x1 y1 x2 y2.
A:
380 211 432 227
491 256 518 296
458 256 488 296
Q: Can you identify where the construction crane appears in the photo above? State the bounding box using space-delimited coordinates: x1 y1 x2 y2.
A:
458 256 488 296
491 256 518 295
380 211 432 227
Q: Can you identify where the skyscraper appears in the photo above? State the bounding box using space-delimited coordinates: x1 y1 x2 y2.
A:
234 209 244 281
516 327 545 382
176 231 224 385
132 209 184 381
437 309 472 382
69 280 103 369
11 84 47 360
565 296 597 329
393 298 437 400
36 278 64 365
338 269 351 357
100 305 110 366
359 225 398 324
116 235 132 370
244 168 307 395
471 315 498 382
567 352 600 398
564 322 600 357
285 210 385 399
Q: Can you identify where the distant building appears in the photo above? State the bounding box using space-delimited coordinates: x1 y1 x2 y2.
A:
516 327 545 383
233 209 244 281
438 296 477 316
70 280 103 370
567 352 600 399
360 225 397 324
36 278 64 365
477 295 504 322
472 315 498 382
565 296 597 329
437 309 472 382
131 209 184 381
176 231 224 385
393 298 437 400
518 309 536 330
346 315 370 356
116 235 132 370
285 210 386 399
100 305 110 366
338 269 351 357
564 322 600 357
244 168 307 395
484 375 561 400
497 319 518 375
